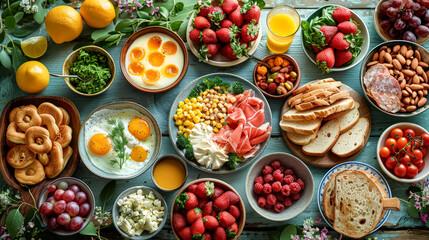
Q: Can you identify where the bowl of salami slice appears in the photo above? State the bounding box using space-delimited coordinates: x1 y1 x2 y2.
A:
360 40 429 117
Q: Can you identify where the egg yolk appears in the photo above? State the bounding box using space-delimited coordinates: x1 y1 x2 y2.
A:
148 36 162 51
131 146 148 162
148 52 165 67
162 41 177 55
128 117 151 141
89 133 112 156
129 47 145 61
143 69 160 85
163 64 179 78
128 62 145 76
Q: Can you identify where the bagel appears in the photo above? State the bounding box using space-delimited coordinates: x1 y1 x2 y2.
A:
59 107 70 125
15 160 45 185
40 114 60 141
25 126 52 154
15 107 42 131
9 105 37 123
56 125 72 148
6 138 18 148
37 102 63 126
6 145 36 169
44 142 64 179
6 122 26 144
61 146 73 172
38 153 50 166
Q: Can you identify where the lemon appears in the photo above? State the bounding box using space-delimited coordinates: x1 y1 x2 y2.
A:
45 5 83 44
16 61 50 94
21 36 48 58
80 0 115 29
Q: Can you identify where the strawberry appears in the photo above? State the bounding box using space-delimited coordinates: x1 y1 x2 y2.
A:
195 181 215 198
243 5 261 23
202 29 218 43
199 43 220 61
188 184 198 194
191 218 205 239
311 44 321 53
212 186 224 200
216 25 239 43
186 208 203 224
214 191 231 209
228 205 240 219
228 6 243 27
220 44 237 60
203 232 212 240
213 227 227 240
221 0 239 14
334 50 353 67
189 29 203 45
319 26 338 44
198 198 209 209
176 192 199 210
315 47 335 74
225 191 240 204
329 32 350 50
219 211 236 227
194 16 211 30
208 6 225 24
173 213 187 231
203 215 219 229
337 21 358 35
241 23 259 43
332 6 351 23
220 19 233 28
177 226 192 240
203 201 213 216
196 2 212 18
228 222 238 234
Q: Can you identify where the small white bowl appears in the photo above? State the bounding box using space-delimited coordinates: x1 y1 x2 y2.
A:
377 122 429 183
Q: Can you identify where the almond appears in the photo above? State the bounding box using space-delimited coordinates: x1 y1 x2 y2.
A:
416 66 424 75
384 52 393 63
424 89 428 95
410 84 424 91
399 107 407 112
392 59 402 70
415 50 421 61
396 54 406 65
403 97 411 104
406 59 412 66
412 91 417 98
379 50 386 63
418 90 424 96
413 74 420 84
402 69 414 77
400 45 408 56
406 105 417 112
393 45 400 53
421 83 429 89
400 79 406 89
372 52 379 61
411 58 419 69
419 61 428 68
423 72 428 83
383 63 394 69
367 61 379 67
406 49 414 58
418 97 427 107
402 89 410 96
406 86 413 94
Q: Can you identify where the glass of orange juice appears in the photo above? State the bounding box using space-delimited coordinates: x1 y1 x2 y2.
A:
267 5 301 53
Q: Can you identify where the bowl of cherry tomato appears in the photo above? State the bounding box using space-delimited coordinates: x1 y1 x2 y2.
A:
377 122 429 183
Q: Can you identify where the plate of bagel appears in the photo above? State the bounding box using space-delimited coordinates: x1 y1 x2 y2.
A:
280 78 372 168
0 96 80 203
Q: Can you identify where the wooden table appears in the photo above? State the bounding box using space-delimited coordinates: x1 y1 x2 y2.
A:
1 1 429 239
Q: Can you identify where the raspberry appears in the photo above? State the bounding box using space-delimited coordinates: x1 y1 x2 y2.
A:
262 165 273 175
292 192 301 201
296 179 305 190
257 196 266 207
254 183 263 195
284 168 294 176
264 174 274 183
263 183 272 194
281 184 291 196
264 204 273 210
290 182 302 194
276 194 285 202
283 175 294 185
254 176 264 185
266 194 276 205
278 166 285 172
273 169 284 181
291 174 297 181
270 160 281 169
272 181 282 193
283 197 292 207
274 202 285 213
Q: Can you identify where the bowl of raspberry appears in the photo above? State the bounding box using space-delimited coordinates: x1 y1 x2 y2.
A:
245 152 314 221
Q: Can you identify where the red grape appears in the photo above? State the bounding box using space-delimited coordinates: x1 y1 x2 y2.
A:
68 184 80 194
47 184 57 193
389 27 400 38
69 216 84 231
386 7 400 18
48 217 59 230
422 0 429 7
57 213 71 226
394 19 407 30
413 2 422 10
424 10 429 21
392 0 403 8
40 202 53 215
415 25 429 37
402 9 413 20
75 192 87 205
66 202 80 217
405 0 415 8
62 190 75 203
54 189 64 201
78 203 91 217
409 16 422 28
381 20 392 30
381 1 393 12
403 31 417 42
58 181 69 190
47 196 56 204
415 6 427 16
53 200 66 215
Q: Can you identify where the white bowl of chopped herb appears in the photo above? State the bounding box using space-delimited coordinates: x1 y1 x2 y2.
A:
63 45 115 96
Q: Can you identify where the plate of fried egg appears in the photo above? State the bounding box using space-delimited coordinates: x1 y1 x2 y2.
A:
78 102 161 179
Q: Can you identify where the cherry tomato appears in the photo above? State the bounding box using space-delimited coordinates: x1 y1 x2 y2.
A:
412 139 423 148
404 129 416 139
406 164 419 178
385 156 397 170
394 163 407 178
413 149 423 161
405 144 412 152
413 159 425 172
390 128 404 139
385 138 397 153
421 133 429 146
400 154 411 164
396 137 408 150
422 148 427 157
379 147 391 158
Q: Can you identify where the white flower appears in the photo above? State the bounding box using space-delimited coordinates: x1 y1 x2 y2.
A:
31 5 38 13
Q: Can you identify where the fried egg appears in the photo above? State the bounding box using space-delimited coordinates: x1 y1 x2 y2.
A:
84 109 156 175
125 32 184 89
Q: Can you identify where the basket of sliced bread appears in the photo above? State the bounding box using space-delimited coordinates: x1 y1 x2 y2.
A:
280 78 371 168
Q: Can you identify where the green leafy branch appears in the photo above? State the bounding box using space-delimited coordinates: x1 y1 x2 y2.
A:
107 119 129 169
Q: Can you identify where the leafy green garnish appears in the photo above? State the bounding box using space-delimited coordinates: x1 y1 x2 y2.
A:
343 20 364 65
176 133 191 150
240 0 266 14
231 81 244 94
226 153 240 170
185 144 195 161
316 60 331 75
107 119 129 169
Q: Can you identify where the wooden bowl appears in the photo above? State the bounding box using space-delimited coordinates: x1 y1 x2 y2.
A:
0 96 81 207
63 45 115 96
171 178 246 240
374 0 429 44
120 26 189 93
252 54 301 99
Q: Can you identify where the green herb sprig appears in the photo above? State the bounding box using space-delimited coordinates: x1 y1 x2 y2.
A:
107 119 129 169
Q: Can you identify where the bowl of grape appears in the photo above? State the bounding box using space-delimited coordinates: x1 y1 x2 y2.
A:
374 0 429 44
38 177 95 235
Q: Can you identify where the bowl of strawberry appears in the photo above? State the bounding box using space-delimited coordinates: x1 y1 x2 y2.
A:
377 122 429 183
187 0 264 67
171 178 245 240
301 5 369 74
38 177 95 235
245 153 314 221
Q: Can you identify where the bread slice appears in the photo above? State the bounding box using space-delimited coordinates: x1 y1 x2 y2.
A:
324 102 360 121
302 119 340 156
328 90 350 104
283 98 354 121
295 99 330 111
279 118 322 135
333 170 384 239
331 118 370 157
286 129 319 145
338 105 360 133
322 172 338 221
293 78 340 95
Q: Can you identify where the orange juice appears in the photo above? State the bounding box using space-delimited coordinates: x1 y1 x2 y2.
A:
153 158 186 190
267 7 300 53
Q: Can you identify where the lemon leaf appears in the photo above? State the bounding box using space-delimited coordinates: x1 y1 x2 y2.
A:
12 47 27 70
14 12 24 24
4 16 16 30
0 49 12 69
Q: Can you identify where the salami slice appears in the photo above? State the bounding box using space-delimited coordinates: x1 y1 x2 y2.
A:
364 64 390 89
371 92 401 113
368 73 401 98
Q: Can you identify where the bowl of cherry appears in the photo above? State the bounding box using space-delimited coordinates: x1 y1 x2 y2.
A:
38 177 95 235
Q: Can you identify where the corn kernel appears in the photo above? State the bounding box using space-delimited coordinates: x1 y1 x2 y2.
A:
191 98 197 103
175 120 183 125
212 103 217 108
178 126 184 131
213 108 219 114
183 111 188 116
177 131 183 135
184 120 191 126
188 122 195 128
187 114 193 120
213 127 219 133
197 113 203 117
230 97 236 103
202 91 208 95
174 114 179 120
220 118 225 124
184 99 190 104
197 96 203 101
204 120 211 125
213 99 219 103
216 123 222 129
184 133 189 137
212 121 217 126
178 101 184 107
193 116 200 123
